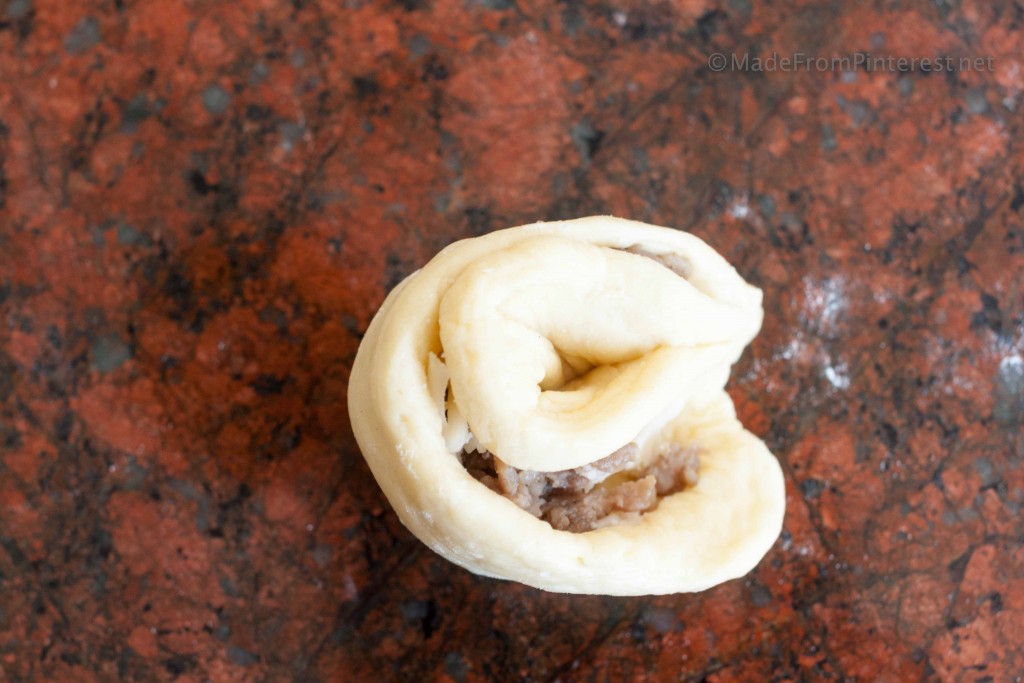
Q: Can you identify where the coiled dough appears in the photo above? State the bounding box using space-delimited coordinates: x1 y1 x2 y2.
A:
348 216 785 595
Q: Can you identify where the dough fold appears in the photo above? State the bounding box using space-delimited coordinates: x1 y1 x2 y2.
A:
348 216 785 595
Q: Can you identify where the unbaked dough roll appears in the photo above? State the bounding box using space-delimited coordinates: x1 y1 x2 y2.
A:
348 216 785 595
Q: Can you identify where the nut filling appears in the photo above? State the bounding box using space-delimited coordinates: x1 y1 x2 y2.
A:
462 443 700 532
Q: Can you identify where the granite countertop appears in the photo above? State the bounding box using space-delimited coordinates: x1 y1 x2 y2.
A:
1 0 1022 680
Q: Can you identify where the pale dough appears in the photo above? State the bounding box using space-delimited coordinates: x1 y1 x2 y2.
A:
347 216 785 595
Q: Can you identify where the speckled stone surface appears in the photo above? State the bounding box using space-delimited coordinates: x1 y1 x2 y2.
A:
1 0 1023 681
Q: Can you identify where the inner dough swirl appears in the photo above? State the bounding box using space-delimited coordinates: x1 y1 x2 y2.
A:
348 216 785 595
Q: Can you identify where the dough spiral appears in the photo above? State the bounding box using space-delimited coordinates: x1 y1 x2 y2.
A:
348 216 785 595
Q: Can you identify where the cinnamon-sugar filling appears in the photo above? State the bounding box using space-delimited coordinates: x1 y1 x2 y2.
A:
462 443 700 532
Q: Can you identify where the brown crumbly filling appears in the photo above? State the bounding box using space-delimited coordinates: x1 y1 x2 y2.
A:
462 443 700 532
